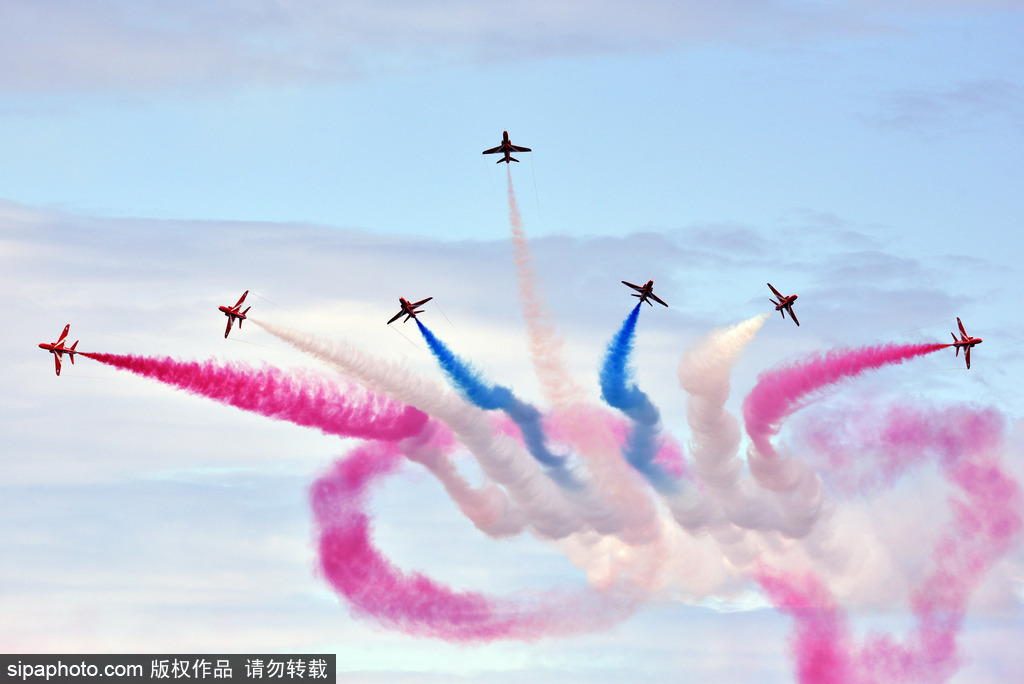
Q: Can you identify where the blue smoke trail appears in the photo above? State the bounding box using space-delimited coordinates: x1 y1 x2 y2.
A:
599 303 678 493
416 320 580 489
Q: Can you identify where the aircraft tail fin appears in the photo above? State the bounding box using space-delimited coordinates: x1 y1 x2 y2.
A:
70 341 78 363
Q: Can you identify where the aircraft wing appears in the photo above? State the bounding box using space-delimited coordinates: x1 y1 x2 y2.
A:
790 307 800 327
387 310 404 325
56 324 70 345
965 346 971 369
767 283 783 298
411 297 433 307
482 145 503 155
510 145 531 152
54 353 62 376
224 318 233 338
957 317 967 336
649 292 668 307
234 290 249 308
622 281 642 292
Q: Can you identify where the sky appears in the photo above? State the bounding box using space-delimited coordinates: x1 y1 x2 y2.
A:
2 1 1023 682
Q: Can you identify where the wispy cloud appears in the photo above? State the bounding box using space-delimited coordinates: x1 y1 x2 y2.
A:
0 1 970 95
872 79 1024 135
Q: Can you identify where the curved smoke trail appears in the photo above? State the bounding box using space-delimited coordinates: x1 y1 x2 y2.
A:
755 403 1022 684
599 303 677 492
743 342 948 460
679 313 770 490
671 314 770 534
742 342 947 493
312 441 638 641
415 319 580 489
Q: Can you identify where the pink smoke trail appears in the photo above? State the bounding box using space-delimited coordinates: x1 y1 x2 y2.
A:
312 441 636 641
756 569 854 684
83 352 427 441
506 168 584 406
756 403 1022 684
744 343 947 460
795 402 998 496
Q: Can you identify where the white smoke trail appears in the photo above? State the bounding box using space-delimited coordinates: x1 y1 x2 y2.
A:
252 317 593 539
675 312 824 539
398 419 526 538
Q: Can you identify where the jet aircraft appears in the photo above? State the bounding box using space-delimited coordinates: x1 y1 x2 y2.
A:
388 297 433 324
219 290 251 338
768 283 799 326
38 324 79 376
482 131 531 164
622 279 668 307
950 317 982 369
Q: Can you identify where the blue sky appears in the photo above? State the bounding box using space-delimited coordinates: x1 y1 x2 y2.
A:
2 2 1023 682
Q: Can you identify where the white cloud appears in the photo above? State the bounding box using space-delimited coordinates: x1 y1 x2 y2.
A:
5 0 1009 94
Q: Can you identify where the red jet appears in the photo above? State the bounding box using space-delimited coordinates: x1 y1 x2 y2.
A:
622 279 668 307
482 130 531 164
219 290 251 338
388 296 433 324
38 324 79 376
950 317 982 369
768 283 799 326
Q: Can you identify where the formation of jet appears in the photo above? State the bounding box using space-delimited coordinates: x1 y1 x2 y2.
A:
38 324 79 376
482 131 531 164
950 317 982 369
219 290 251 338
388 297 433 324
768 283 799 327
622 279 668 307
35 131 990 376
